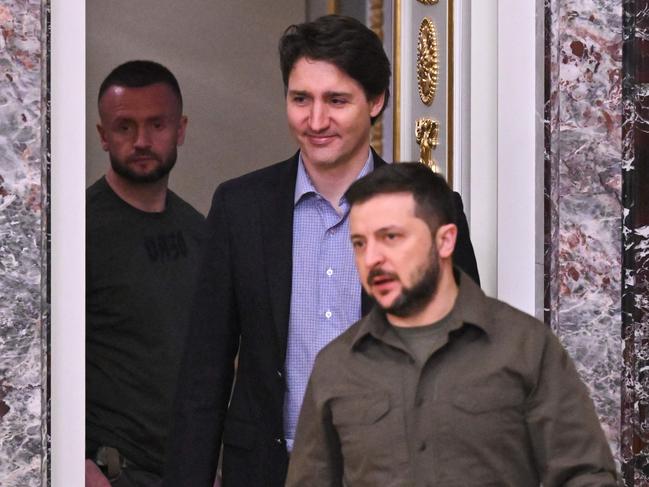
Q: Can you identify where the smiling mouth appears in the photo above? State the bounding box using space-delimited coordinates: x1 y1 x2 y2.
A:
305 134 336 145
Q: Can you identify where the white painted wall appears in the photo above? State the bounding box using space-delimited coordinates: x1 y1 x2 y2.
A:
469 0 499 298
496 0 541 316
468 0 540 315
51 1 85 485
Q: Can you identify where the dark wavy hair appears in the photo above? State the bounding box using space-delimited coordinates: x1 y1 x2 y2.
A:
346 163 457 232
279 15 390 124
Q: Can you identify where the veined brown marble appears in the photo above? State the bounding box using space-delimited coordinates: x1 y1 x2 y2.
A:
545 0 624 473
0 1 48 486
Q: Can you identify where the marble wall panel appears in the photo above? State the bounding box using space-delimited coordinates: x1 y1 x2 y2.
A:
621 0 649 482
0 1 48 486
545 0 624 467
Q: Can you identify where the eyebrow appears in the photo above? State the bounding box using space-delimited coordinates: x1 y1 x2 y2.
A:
376 225 402 233
287 89 353 98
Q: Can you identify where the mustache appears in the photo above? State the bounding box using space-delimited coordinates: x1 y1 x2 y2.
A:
367 268 398 285
127 150 161 163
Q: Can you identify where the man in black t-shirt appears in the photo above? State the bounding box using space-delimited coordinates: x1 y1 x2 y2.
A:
86 61 204 487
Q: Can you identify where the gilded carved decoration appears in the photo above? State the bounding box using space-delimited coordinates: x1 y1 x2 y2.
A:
416 0 439 4
415 117 439 172
416 17 439 106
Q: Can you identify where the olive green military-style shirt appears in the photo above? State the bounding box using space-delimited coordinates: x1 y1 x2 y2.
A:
286 272 619 487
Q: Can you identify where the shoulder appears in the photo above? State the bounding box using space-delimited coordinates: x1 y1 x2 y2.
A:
216 155 298 197
86 177 110 207
486 296 544 329
204 155 299 223
166 191 205 223
86 177 124 225
458 274 548 345
452 191 465 210
481 293 553 356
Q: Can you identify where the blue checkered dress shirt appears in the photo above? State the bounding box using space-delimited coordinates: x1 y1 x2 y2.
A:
283 151 374 450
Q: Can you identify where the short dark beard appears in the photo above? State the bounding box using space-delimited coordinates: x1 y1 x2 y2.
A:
376 249 440 318
109 148 177 183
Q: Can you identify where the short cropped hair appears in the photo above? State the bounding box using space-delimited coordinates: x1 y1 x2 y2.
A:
98 60 183 109
278 15 391 124
346 162 457 231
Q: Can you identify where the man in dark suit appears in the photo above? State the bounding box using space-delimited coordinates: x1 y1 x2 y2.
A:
163 15 479 487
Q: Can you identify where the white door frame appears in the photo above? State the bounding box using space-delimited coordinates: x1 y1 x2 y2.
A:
468 0 541 314
49 2 543 485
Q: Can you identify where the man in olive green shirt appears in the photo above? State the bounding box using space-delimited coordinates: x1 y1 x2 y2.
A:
286 163 619 487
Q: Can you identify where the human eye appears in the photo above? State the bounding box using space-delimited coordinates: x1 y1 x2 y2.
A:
351 238 365 250
115 120 132 133
330 97 348 106
383 232 401 243
290 94 308 105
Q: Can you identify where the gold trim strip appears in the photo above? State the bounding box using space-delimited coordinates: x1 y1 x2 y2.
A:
327 0 339 15
392 0 401 162
447 0 454 186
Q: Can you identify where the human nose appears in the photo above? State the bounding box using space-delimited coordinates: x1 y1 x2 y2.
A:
363 240 384 269
133 126 152 149
308 101 329 132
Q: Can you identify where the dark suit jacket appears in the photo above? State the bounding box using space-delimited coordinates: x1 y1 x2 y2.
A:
163 152 479 487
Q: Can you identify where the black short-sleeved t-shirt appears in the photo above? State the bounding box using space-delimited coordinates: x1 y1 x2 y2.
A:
86 177 205 474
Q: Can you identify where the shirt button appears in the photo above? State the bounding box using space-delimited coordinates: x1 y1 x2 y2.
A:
327 229 336 236
326 268 334 277
418 441 427 452
276 369 283 378
325 310 332 319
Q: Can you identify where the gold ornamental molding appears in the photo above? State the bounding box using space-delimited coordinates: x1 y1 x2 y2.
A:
417 0 439 4
415 117 440 172
417 17 439 106
327 0 339 14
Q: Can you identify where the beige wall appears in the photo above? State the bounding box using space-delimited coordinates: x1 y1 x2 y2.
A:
86 1 305 214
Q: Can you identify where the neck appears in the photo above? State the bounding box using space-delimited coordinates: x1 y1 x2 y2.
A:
303 147 370 210
388 262 459 328
105 168 169 213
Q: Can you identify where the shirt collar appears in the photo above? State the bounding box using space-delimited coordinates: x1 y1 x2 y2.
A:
351 270 492 350
293 149 374 206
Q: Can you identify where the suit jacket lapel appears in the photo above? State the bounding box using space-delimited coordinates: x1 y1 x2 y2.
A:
260 154 299 362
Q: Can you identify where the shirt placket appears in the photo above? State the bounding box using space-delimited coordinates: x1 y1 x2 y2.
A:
412 335 456 486
372 331 428 484
391 330 452 486
316 199 348 346
369 337 416 483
